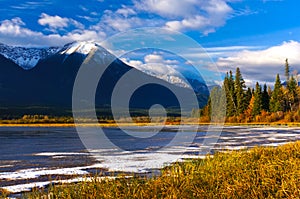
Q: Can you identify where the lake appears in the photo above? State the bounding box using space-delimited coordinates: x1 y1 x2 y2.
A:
1 125 300 194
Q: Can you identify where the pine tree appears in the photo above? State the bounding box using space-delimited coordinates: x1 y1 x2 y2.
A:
267 86 272 97
234 67 246 115
283 59 298 111
270 74 283 112
228 71 235 99
288 76 298 111
223 71 236 117
285 58 290 83
252 82 262 116
245 87 252 108
262 83 270 111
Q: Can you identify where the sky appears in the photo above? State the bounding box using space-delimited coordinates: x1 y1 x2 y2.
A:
0 0 300 87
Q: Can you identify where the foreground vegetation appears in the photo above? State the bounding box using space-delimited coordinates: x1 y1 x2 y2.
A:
23 141 300 199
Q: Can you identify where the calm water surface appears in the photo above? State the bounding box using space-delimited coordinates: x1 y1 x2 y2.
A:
1 126 300 194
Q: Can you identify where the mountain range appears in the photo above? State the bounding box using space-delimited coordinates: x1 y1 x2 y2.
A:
0 41 209 118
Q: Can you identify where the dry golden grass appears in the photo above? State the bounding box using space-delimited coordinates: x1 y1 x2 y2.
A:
24 141 300 199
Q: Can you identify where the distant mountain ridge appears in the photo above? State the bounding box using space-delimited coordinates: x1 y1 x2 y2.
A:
0 41 209 118
0 42 207 92
0 43 60 69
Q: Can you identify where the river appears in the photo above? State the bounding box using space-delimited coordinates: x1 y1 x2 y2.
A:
1 125 300 195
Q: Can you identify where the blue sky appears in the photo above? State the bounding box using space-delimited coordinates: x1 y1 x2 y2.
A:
0 0 299 86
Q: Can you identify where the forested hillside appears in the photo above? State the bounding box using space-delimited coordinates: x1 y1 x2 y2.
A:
197 59 300 123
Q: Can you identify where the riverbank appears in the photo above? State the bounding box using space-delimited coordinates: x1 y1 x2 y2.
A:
2 114 300 127
1 121 300 127
20 141 300 199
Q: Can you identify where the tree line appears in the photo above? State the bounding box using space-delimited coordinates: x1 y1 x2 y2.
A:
194 59 300 123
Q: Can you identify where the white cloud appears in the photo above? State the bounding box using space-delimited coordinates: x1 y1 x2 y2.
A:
165 15 209 32
182 45 263 61
216 41 300 68
164 59 179 65
116 6 137 17
102 16 137 32
95 0 234 35
144 54 164 63
134 0 198 18
121 52 198 88
134 0 233 33
205 46 263 52
0 17 25 34
0 17 105 47
122 53 182 76
99 10 139 32
68 29 106 42
38 13 69 29
120 58 143 68
98 9 162 32
38 13 84 30
215 40 300 84
10 1 53 10
77 15 98 22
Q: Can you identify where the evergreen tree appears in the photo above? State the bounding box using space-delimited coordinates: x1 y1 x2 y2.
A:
245 87 252 108
285 58 290 83
228 70 235 100
262 83 270 111
252 82 262 116
283 59 297 111
223 71 236 117
267 86 272 97
234 67 247 115
270 74 283 112
288 76 298 111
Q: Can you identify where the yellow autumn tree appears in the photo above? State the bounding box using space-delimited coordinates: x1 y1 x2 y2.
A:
245 95 255 122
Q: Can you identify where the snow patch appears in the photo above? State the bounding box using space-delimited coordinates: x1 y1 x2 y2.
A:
0 43 60 69
0 167 89 181
60 41 97 55
34 152 90 156
1 176 119 193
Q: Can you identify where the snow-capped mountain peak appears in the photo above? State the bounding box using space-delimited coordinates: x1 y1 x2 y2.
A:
0 41 100 70
0 43 60 69
60 41 98 55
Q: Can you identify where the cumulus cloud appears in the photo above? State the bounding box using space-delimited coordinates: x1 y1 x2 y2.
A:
67 29 106 42
101 15 141 32
38 13 84 31
121 58 143 68
38 13 69 28
134 0 233 33
1 0 241 46
116 6 137 17
121 53 183 78
0 17 105 47
134 0 198 18
96 0 235 35
215 40 300 85
98 9 163 33
120 52 207 88
144 54 164 63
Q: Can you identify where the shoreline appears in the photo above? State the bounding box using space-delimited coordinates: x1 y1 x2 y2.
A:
1 122 300 128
